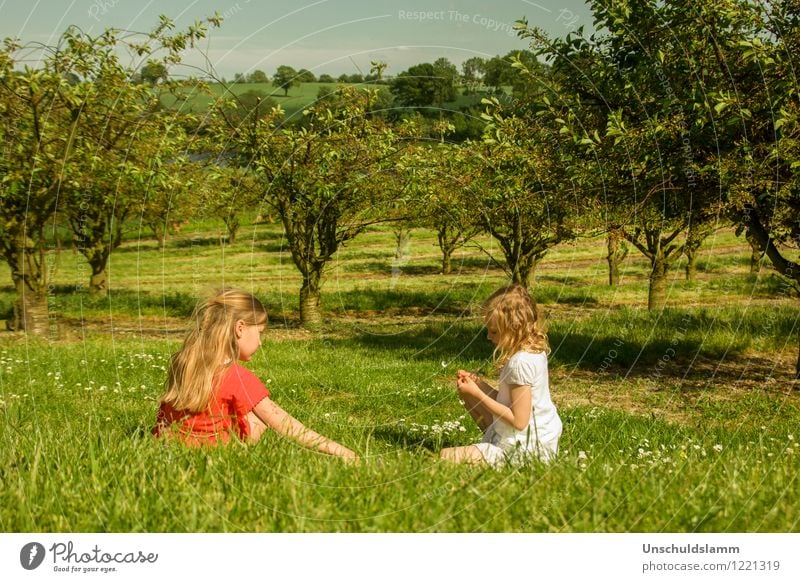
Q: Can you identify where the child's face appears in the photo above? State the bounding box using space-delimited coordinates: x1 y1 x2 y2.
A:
237 321 266 361
485 316 500 345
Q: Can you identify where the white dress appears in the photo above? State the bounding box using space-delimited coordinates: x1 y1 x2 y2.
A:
473 351 562 466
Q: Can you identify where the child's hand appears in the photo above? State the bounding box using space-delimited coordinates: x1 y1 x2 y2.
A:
457 369 479 383
456 374 481 398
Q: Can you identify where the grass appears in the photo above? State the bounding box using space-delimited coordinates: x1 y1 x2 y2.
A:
1 219 799 532
160 81 491 121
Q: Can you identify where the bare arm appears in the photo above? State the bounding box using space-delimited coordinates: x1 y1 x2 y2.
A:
457 369 497 395
253 398 358 461
456 376 532 430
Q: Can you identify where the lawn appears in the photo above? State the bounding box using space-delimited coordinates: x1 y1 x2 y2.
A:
159 81 490 120
0 218 798 532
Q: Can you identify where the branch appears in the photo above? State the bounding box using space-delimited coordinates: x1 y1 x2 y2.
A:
746 210 800 283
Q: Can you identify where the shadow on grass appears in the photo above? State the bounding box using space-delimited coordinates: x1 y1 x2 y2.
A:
326 287 481 315
370 426 463 452
38 287 198 318
345 322 492 364
173 237 225 248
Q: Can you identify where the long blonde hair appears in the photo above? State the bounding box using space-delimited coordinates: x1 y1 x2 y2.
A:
484 284 549 367
161 288 267 413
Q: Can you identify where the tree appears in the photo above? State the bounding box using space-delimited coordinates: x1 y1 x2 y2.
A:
199 166 260 245
390 63 438 107
0 49 66 333
296 68 316 83
140 60 168 85
461 56 486 94
483 55 513 93
272 65 299 96
467 98 593 287
518 2 731 310
233 72 246 83
219 89 278 127
318 73 335 84
369 60 387 82
212 86 401 325
246 69 269 84
54 27 199 293
606 226 628 286
432 57 458 105
0 15 219 329
406 142 481 274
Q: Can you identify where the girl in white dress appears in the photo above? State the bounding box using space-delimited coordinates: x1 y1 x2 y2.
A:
440 284 562 466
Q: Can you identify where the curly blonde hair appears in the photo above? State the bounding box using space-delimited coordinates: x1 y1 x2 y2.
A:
160 288 267 413
484 284 549 367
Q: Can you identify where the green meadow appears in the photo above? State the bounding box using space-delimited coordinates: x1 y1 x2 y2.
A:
161 81 489 120
0 217 798 532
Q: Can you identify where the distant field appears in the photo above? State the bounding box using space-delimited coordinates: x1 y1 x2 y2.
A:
160 81 493 119
1 218 798 532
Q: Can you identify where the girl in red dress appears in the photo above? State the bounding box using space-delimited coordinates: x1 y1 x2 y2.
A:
154 288 357 462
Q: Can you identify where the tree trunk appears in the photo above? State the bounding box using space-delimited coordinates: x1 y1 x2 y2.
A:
796 334 800 381
437 226 454 275
606 228 627 286
299 269 322 327
223 215 239 245
648 253 669 311
150 222 166 249
685 247 698 282
11 291 49 335
513 254 543 288
442 250 452 276
391 227 411 289
684 222 712 282
8 233 50 335
394 227 411 260
89 267 108 295
745 228 763 274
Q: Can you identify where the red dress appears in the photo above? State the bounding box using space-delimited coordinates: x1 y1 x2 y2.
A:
154 363 270 446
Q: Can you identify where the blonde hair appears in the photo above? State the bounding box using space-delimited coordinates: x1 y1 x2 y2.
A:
160 288 267 413
484 284 549 367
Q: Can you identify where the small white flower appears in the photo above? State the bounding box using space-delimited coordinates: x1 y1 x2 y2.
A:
713 444 723 453
577 451 588 460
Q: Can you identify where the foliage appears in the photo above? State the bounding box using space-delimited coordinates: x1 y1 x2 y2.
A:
467 97 594 286
461 56 486 94
211 86 403 325
272 65 299 96
390 63 439 107
0 15 220 325
246 69 269 84
518 2 735 310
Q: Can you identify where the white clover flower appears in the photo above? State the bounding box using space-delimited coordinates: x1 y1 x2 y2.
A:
713 444 723 453
577 451 588 460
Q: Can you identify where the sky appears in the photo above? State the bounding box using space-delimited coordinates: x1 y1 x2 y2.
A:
0 0 595 79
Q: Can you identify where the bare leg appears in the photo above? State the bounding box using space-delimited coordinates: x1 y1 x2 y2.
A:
440 445 486 464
